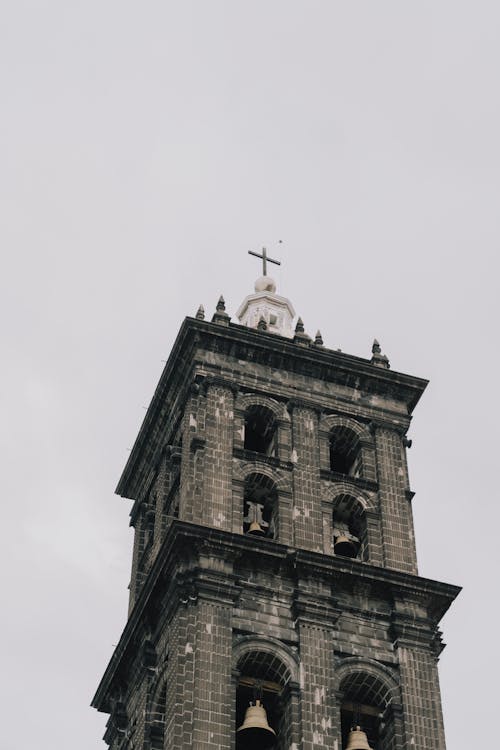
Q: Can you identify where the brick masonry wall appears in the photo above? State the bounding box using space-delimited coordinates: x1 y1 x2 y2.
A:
297 622 338 749
397 646 446 749
101 531 452 750
133 353 422 585
197 384 234 531
179 388 205 524
164 604 197 749
192 600 233 749
374 427 418 574
290 405 323 553
97 325 454 750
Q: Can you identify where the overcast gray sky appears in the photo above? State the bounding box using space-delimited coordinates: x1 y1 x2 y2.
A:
1 2 498 748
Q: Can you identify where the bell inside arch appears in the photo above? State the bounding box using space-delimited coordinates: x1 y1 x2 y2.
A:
334 534 357 558
247 520 266 536
237 699 276 749
345 725 373 750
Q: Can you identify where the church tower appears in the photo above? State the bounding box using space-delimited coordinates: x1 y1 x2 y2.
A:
93 254 459 750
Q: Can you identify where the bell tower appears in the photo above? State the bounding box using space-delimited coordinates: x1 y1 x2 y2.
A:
92 263 459 750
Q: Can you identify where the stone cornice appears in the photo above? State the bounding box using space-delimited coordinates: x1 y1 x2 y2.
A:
92 521 460 713
116 318 428 500
390 611 438 651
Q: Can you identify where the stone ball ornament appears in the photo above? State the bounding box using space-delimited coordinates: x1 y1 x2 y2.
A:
254 275 277 293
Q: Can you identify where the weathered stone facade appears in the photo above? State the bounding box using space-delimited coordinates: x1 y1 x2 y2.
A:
92 303 459 749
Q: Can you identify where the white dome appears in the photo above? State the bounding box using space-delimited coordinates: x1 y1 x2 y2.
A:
254 275 277 293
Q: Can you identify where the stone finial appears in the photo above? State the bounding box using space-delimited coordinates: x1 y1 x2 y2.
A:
371 338 390 368
294 317 311 345
195 304 205 320
257 316 268 331
212 295 230 325
314 330 324 346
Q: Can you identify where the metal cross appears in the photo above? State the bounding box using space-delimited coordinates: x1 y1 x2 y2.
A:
248 247 281 276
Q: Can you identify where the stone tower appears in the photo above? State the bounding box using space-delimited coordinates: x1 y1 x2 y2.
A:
92 270 459 750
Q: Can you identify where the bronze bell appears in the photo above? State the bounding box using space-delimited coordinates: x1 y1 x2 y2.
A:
345 725 373 750
334 534 357 558
247 520 266 536
237 699 276 748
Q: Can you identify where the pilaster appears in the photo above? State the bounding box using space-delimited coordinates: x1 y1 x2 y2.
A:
179 379 207 524
373 425 418 574
290 402 323 553
391 591 447 749
293 576 340 749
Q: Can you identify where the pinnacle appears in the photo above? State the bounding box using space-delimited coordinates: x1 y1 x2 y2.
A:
295 317 305 333
314 330 324 346
371 338 390 368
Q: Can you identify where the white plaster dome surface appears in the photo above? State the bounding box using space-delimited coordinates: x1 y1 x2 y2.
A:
254 275 277 293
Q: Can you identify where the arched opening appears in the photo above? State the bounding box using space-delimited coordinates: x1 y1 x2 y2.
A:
235 650 293 750
332 495 368 561
329 427 362 476
339 671 397 750
244 405 278 457
243 473 278 539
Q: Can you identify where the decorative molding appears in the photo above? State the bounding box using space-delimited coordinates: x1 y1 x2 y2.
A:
320 469 379 493
92 521 459 713
204 374 240 395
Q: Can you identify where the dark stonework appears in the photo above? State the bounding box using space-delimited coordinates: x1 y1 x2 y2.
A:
92 314 460 750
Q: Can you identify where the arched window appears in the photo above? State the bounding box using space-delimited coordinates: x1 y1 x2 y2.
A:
243 473 278 539
332 495 368 561
235 651 293 750
339 671 398 750
244 405 277 457
329 426 362 476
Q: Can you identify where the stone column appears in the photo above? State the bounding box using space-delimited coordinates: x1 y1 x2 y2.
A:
276 487 294 546
397 646 446 748
321 498 333 555
364 508 384 567
191 546 239 750
164 546 239 750
276 413 293 464
290 402 323 553
200 380 236 531
180 378 235 531
153 448 181 556
179 379 207 524
294 575 340 750
279 681 302 750
373 425 417 574
164 598 198 749
392 595 447 749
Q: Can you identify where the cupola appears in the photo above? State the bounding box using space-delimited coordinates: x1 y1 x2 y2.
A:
236 248 295 337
